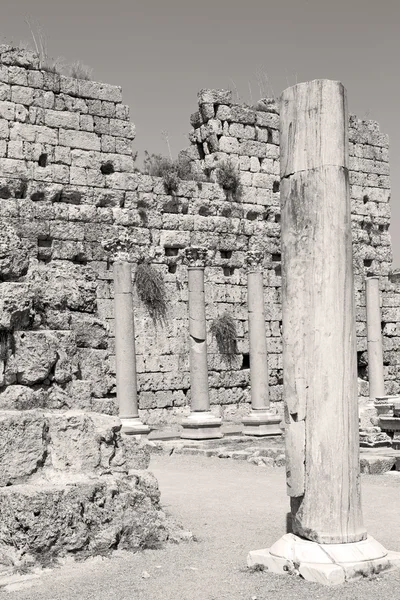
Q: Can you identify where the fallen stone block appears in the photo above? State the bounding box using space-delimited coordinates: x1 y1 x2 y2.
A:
360 455 396 474
0 472 169 566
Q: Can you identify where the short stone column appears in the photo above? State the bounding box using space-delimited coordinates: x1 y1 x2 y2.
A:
103 234 149 436
366 276 385 400
180 246 223 440
242 246 281 436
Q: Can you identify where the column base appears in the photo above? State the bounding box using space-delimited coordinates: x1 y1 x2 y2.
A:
180 412 223 440
242 409 282 436
120 417 150 436
247 533 400 586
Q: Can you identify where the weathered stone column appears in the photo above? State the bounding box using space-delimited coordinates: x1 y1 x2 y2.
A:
103 234 149 436
181 246 223 440
242 245 281 436
247 80 400 585
366 276 385 400
359 276 391 447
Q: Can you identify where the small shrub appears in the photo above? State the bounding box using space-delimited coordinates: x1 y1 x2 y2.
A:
135 260 167 325
215 160 242 201
210 313 238 359
69 60 93 81
41 57 63 74
142 152 205 193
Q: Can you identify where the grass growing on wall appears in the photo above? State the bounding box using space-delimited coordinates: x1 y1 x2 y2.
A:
210 313 238 359
142 152 206 194
135 260 168 325
215 160 243 201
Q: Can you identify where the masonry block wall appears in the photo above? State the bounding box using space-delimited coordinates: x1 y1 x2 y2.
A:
184 90 400 402
0 45 399 426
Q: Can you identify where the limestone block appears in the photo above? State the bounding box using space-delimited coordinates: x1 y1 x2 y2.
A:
59 129 100 151
359 455 396 474
78 348 111 397
110 119 136 139
0 45 40 69
0 224 29 281
239 140 268 157
0 385 47 411
219 136 239 153
10 86 35 106
0 411 47 486
0 120 9 139
230 105 256 124
256 112 280 128
27 71 44 89
4 330 77 386
29 261 97 313
0 82 11 101
0 474 169 563
0 282 33 329
77 80 123 103
70 313 108 349
0 100 15 120
198 89 232 104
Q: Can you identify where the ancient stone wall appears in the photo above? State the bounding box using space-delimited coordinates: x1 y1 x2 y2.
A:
184 90 400 401
1 45 399 427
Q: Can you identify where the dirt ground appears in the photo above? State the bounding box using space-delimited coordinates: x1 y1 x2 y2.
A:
2 454 400 599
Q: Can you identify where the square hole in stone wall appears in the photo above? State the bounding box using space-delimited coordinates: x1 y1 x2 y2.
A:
164 247 180 257
241 353 250 369
220 250 232 259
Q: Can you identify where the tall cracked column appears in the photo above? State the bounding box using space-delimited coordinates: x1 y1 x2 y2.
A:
181 246 223 440
247 80 400 585
103 233 149 436
242 245 281 436
366 276 385 401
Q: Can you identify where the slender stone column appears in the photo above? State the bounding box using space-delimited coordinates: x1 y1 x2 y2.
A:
358 276 391 447
242 245 281 436
181 246 223 440
247 80 400 585
103 234 149 436
366 276 385 401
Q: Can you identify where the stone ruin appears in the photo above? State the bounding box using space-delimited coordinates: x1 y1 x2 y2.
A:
0 43 400 562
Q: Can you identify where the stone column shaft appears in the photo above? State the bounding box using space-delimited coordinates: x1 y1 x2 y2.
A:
102 230 150 436
247 80 400 585
248 270 270 410
181 247 222 439
242 260 281 436
114 262 138 420
366 276 385 400
188 267 210 412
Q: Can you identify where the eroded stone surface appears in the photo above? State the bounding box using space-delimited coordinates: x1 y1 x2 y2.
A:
0 283 33 330
0 411 47 486
0 224 29 282
28 262 98 313
4 331 78 386
0 474 169 564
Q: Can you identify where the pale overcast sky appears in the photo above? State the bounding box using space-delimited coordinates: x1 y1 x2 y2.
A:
3 0 400 265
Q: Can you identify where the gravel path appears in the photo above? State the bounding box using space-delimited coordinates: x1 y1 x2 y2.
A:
2 455 400 599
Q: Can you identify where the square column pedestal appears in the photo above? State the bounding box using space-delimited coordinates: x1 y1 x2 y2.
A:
181 412 223 440
120 417 150 436
242 409 282 436
248 533 400 586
